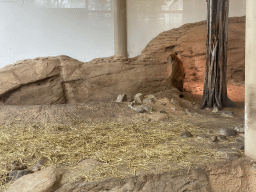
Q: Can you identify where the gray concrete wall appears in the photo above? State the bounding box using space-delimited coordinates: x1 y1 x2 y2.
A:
245 0 256 159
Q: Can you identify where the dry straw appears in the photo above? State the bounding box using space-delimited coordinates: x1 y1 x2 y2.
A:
0 119 226 189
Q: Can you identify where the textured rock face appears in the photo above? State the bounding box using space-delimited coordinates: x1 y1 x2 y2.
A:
0 16 245 105
4 158 256 192
141 16 245 83
0 55 173 105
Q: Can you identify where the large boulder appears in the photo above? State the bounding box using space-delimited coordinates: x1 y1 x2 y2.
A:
0 16 245 105
0 56 172 105
4 158 256 192
141 16 245 83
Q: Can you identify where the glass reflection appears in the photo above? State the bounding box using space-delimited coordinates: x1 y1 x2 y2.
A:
0 0 246 68
34 0 111 9
127 0 185 58
127 0 245 58
162 0 183 11
0 0 24 6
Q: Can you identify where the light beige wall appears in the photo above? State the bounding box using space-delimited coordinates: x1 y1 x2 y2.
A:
245 0 256 159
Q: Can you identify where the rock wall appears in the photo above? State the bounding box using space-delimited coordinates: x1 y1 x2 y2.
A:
0 56 172 105
0 16 245 105
141 16 245 83
5 158 256 192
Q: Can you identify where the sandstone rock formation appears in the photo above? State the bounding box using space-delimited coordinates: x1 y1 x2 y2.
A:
0 16 245 105
0 55 172 105
142 16 245 84
4 158 256 192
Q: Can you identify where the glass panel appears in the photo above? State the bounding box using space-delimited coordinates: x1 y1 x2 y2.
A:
127 0 245 58
34 0 112 9
0 0 246 68
0 0 114 67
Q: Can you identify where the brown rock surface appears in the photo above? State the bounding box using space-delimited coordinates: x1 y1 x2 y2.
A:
5 165 64 192
0 55 172 105
0 16 245 105
4 158 256 192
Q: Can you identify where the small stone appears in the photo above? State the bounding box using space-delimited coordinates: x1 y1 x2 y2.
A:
134 93 144 104
142 97 155 104
143 94 157 104
210 136 219 142
180 131 193 138
217 135 227 140
128 104 145 113
240 146 244 150
126 95 132 102
171 107 176 111
227 152 239 158
235 137 243 143
5 165 62 192
7 169 34 181
184 109 192 116
141 104 152 113
197 134 207 140
32 157 49 172
170 98 178 105
116 94 126 102
159 110 167 114
221 111 234 118
216 150 228 158
133 106 145 113
147 113 168 121
10 160 27 170
116 94 131 102
129 101 135 107
212 106 220 113
207 130 213 134
146 94 156 99
220 128 237 137
234 125 245 133
193 104 201 110
157 97 170 106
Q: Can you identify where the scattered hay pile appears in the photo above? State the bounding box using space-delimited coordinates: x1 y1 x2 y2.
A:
0 119 225 189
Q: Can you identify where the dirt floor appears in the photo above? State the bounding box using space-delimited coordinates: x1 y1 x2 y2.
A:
0 80 245 191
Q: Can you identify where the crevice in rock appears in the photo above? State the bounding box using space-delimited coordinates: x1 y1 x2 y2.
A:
165 45 176 52
0 75 62 105
60 82 68 104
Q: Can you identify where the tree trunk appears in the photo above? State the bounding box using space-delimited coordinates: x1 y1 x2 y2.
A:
201 0 232 110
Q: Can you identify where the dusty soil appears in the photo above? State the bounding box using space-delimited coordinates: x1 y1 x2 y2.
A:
0 81 245 168
0 81 246 192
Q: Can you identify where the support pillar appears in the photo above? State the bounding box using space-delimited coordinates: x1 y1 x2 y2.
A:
113 0 127 57
245 0 256 159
